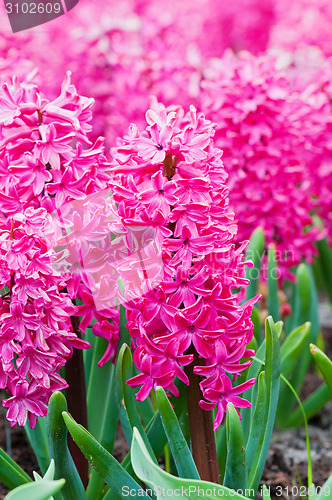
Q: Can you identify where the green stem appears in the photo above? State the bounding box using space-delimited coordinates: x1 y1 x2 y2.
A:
65 312 89 487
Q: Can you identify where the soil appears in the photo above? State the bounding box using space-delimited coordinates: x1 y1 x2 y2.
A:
259 401 332 500
0 325 331 500
258 322 332 499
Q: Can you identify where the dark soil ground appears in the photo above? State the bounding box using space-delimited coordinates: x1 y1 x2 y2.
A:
258 321 332 499
0 324 331 500
259 393 332 499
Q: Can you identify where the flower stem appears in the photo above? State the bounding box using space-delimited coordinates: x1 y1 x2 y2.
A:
163 153 177 180
65 313 89 487
185 349 220 484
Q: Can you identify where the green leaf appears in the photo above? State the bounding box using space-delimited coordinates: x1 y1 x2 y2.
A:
291 263 311 330
241 336 266 442
83 326 95 388
215 423 227 483
143 410 169 461
156 387 199 480
86 335 115 442
292 265 319 344
280 323 311 378
275 321 284 339
103 382 187 499
24 417 50 475
267 244 280 322
316 237 332 303
47 392 87 500
109 410 168 491
119 344 157 463
131 427 249 499
246 372 266 466
119 404 133 447
62 412 151 498
4 480 65 500
86 333 128 499
247 316 281 494
0 448 31 490
33 459 55 483
310 344 332 393
282 265 320 417
224 403 247 491
135 393 155 428
251 306 261 346
119 303 131 348
245 227 265 302
85 474 104 500
86 349 123 500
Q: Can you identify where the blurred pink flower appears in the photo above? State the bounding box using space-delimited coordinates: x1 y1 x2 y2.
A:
199 50 322 280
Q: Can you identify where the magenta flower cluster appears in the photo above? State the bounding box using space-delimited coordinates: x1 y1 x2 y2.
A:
111 101 258 429
0 74 118 427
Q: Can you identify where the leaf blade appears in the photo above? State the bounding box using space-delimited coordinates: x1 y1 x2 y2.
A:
247 316 281 494
0 448 31 490
156 387 199 480
224 403 247 491
62 412 151 498
47 392 87 500
131 427 249 499
4 480 65 500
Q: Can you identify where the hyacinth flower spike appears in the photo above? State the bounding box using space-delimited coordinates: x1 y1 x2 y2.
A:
110 98 260 483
